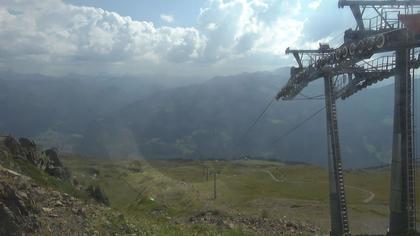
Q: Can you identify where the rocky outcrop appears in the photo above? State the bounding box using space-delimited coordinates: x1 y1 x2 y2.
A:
18 138 36 150
0 167 41 236
1 136 70 180
0 165 139 235
43 148 71 180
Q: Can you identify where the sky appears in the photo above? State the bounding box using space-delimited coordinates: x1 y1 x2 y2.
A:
0 0 355 78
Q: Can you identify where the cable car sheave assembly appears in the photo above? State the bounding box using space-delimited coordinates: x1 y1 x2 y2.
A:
276 0 420 235
277 28 419 101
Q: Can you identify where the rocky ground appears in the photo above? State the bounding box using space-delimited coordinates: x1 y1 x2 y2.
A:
0 136 140 236
189 210 318 235
0 165 139 236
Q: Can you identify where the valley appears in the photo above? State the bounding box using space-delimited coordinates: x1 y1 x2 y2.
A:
2 72 419 168
3 0 420 235
1 70 419 235
63 157 420 235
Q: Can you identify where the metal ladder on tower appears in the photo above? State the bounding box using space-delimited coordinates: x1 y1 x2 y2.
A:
325 76 350 235
331 94 350 234
407 61 416 232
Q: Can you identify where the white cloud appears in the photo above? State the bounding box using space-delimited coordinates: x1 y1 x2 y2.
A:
197 0 304 61
160 14 174 23
0 0 207 75
206 23 218 31
308 0 322 10
0 0 312 76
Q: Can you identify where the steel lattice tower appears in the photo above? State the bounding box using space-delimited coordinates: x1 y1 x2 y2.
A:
276 1 420 235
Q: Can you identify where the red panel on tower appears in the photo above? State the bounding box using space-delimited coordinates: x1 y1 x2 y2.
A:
399 14 420 33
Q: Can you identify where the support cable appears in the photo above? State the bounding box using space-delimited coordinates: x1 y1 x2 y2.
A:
329 31 345 48
271 106 326 145
239 97 276 140
235 96 276 159
237 95 324 158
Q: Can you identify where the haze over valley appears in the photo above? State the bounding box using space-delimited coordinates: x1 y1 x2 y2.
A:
1 71 418 168
1 0 420 235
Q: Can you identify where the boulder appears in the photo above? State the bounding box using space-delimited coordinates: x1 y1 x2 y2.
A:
45 166 71 180
87 185 110 206
44 148 71 180
44 148 60 165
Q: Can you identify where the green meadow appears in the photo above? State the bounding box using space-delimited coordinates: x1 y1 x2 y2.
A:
64 157 420 235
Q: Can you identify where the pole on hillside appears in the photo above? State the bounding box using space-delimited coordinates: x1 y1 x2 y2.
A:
213 172 217 200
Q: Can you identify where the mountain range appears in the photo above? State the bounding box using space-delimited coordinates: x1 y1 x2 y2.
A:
0 70 418 168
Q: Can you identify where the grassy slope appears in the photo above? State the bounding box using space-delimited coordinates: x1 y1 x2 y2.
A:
64 157 420 235
0 145 249 235
64 157 253 235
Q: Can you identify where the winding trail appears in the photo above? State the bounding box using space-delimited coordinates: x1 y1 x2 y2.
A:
264 170 282 182
263 170 375 203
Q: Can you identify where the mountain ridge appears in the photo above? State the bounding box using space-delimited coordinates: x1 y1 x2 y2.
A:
77 70 419 168
0 70 418 168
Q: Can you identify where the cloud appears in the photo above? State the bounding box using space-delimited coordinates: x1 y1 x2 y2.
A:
308 0 322 10
160 14 174 23
302 0 354 45
0 0 342 77
0 0 207 75
197 0 304 62
206 22 218 31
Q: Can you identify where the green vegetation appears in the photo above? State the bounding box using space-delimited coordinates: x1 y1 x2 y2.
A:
1 139 418 235
63 157 258 235
63 157 420 235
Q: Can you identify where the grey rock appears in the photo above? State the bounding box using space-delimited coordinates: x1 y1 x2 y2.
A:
87 185 110 206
